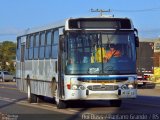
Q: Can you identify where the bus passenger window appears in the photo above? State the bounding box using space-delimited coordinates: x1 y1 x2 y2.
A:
39 32 45 59
34 34 39 59
29 35 34 60
53 30 59 44
25 36 29 60
45 31 51 59
17 37 21 61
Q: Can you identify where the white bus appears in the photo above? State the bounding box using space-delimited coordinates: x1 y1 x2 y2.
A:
16 16 139 109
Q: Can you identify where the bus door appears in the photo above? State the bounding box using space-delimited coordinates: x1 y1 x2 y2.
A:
58 35 65 99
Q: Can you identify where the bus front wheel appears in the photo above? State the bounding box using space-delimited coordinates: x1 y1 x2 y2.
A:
55 89 67 109
110 100 122 107
56 99 67 109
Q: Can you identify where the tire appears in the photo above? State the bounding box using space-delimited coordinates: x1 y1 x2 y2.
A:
12 78 16 82
30 93 38 103
56 99 67 109
37 95 44 103
110 100 122 107
55 88 67 109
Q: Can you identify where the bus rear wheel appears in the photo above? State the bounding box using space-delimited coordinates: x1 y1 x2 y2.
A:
30 93 38 103
110 100 122 107
0 78 3 82
29 94 44 103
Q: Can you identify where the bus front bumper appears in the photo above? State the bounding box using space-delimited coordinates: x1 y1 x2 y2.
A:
64 89 137 100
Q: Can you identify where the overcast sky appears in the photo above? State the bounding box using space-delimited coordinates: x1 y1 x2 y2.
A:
0 0 160 41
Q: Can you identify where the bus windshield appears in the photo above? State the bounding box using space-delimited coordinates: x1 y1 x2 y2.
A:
66 32 136 75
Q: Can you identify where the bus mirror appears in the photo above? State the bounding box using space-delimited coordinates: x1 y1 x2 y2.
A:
135 36 139 47
134 28 139 47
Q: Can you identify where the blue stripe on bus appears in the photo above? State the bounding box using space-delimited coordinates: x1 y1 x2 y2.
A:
77 76 128 81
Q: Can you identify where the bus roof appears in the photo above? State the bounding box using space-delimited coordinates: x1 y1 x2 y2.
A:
17 20 65 37
66 17 134 30
17 16 133 37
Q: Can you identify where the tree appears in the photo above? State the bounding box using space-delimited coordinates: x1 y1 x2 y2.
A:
0 41 16 73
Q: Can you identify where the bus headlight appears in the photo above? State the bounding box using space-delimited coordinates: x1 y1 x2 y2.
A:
79 85 85 90
72 85 85 90
121 84 134 89
128 84 134 89
121 84 128 89
72 85 78 90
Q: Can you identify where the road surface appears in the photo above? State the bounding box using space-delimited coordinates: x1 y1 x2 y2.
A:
0 82 160 120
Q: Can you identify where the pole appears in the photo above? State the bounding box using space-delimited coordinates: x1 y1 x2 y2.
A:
91 9 111 16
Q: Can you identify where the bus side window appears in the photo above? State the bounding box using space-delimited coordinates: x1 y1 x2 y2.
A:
29 35 34 60
25 36 29 60
51 30 59 59
17 37 21 61
45 31 52 59
39 32 45 59
34 33 39 59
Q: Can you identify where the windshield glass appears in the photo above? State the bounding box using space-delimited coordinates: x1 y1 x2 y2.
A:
66 32 136 75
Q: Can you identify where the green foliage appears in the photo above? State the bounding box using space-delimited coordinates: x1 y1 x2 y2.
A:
0 41 16 73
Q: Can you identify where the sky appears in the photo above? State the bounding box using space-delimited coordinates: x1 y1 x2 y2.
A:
0 0 160 42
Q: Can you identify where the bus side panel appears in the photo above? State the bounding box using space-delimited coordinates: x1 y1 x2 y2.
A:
21 60 32 93
16 61 24 91
30 80 53 98
23 59 57 98
16 61 28 92
32 59 39 79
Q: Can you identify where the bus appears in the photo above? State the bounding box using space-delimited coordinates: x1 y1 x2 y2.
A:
16 16 139 109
